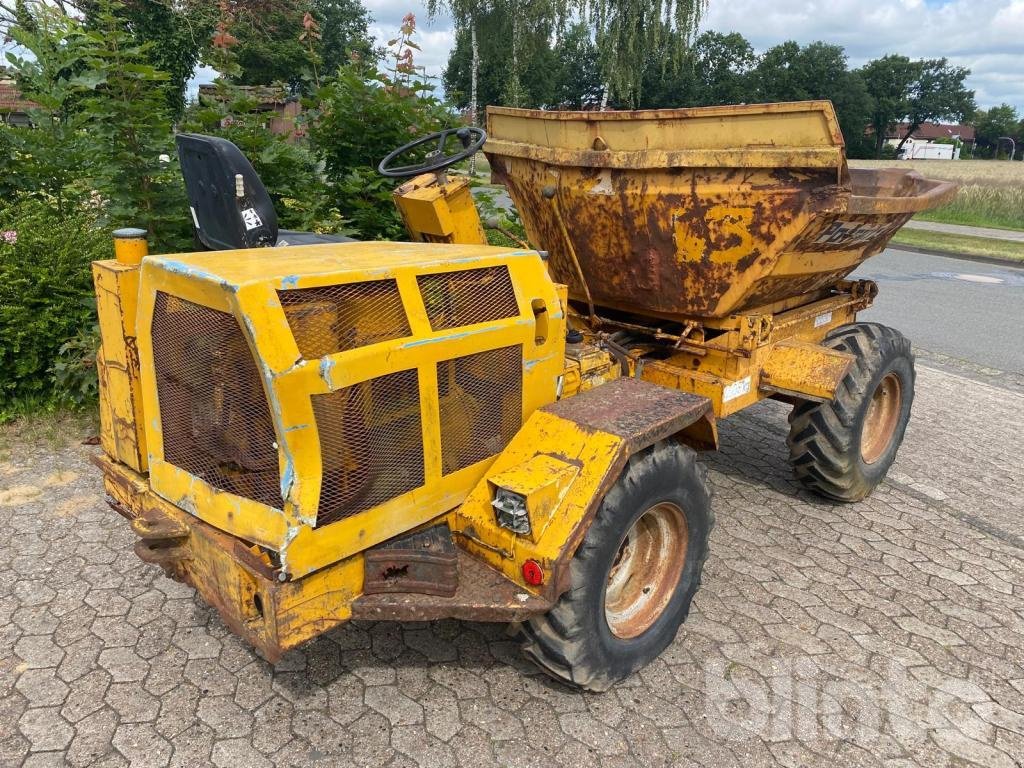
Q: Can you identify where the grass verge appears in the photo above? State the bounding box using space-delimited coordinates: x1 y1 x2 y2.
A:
889 229 1024 263
0 409 98 461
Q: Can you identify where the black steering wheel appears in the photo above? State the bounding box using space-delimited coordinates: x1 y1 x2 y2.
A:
378 126 487 178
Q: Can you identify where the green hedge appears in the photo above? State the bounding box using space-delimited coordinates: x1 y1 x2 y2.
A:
0 198 112 417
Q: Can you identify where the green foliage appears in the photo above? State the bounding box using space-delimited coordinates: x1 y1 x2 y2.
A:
181 82 350 234
234 6 316 89
685 32 757 107
474 186 528 248
228 0 375 89
51 324 102 408
751 41 873 159
443 6 558 111
3 7 97 215
94 0 217 117
5 0 191 251
974 103 1020 155
74 5 192 251
310 56 452 239
313 0 377 74
859 55 976 158
552 23 603 108
0 198 111 416
896 58 975 154
574 0 706 106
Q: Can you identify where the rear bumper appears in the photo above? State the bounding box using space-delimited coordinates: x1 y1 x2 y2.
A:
92 453 552 661
93 452 356 662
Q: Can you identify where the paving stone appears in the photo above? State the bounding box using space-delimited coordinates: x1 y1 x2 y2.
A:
2 364 1024 767
110 723 172 768
19 706 75 752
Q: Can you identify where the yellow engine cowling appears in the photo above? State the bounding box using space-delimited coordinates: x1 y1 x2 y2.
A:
123 242 565 581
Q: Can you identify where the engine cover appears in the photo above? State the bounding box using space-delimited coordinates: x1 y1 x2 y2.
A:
135 241 564 579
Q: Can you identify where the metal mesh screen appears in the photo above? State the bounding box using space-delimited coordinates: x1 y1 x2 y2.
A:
151 292 281 509
417 266 519 331
279 280 411 359
437 345 523 475
312 369 424 527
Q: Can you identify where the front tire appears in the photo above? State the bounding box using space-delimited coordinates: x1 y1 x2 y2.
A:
787 322 915 502
516 441 713 692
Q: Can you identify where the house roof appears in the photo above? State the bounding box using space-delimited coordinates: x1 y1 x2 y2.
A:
0 80 38 113
886 121 976 141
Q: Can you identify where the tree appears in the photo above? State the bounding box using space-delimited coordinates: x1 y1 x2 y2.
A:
98 0 216 118
688 31 756 106
434 0 706 108
753 41 873 157
859 55 918 158
223 0 373 89
313 0 374 75
895 58 975 154
552 21 602 108
974 103 1020 157
232 4 313 87
443 5 558 112
581 0 706 106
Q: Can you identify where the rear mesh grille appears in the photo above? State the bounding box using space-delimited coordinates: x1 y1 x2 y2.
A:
279 280 410 359
437 345 522 474
417 267 518 330
151 292 281 509
312 369 424 527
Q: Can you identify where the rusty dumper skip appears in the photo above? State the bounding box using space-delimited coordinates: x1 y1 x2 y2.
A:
91 101 954 690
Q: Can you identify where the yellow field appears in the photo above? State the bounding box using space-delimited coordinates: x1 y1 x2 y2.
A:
850 159 1024 231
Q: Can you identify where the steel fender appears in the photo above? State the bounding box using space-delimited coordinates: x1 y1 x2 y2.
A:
453 378 713 600
759 339 855 402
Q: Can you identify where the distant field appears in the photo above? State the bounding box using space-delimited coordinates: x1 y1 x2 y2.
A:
850 159 1024 231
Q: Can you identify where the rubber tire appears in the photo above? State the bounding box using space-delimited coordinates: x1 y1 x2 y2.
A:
516 441 713 692
787 322 915 502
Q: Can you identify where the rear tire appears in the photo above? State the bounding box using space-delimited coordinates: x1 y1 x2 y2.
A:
516 441 713 692
787 322 914 502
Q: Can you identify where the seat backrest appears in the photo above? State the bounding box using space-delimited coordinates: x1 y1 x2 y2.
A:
175 133 278 250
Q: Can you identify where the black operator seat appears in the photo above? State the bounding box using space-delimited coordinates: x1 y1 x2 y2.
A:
175 133 355 251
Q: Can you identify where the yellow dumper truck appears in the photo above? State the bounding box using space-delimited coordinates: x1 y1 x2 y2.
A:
90 101 954 690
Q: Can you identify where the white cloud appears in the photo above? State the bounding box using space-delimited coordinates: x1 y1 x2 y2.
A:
363 0 1024 110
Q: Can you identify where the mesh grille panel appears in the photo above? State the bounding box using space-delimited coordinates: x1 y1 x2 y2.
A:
151 292 281 509
437 346 522 475
417 266 518 330
312 369 424 527
279 280 411 359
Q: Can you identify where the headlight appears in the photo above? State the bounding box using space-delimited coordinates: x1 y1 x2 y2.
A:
492 487 531 535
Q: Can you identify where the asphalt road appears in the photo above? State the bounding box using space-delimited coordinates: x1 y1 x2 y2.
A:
851 247 1024 373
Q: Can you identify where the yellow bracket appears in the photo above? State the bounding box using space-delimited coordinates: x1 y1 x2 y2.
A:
393 173 488 245
759 340 854 402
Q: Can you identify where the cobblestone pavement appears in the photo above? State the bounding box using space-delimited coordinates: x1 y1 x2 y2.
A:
2 363 1023 768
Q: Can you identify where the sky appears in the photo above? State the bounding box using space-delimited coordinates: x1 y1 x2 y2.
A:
5 0 1021 112
356 0 1024 113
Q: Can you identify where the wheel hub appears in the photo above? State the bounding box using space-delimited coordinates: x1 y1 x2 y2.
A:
604 502 689 639
861 372 902 464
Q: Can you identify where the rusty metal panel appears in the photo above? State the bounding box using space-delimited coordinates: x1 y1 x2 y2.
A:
542 377 711 453
150 292 282 509
312 368 425 527
759 340 854 402
352 549 552 622
363 524 458 597
485 103 956 321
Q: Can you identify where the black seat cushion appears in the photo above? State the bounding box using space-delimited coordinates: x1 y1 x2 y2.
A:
176 133 359 251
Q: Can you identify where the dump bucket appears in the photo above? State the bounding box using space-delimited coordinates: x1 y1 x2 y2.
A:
485 102 956 321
